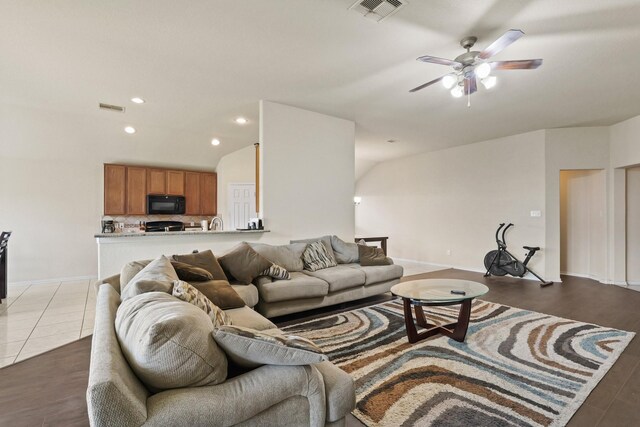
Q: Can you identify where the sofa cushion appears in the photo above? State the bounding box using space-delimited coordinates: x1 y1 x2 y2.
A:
248 242 307 272
257 272 329 303
219 242 273 284
314 361 356 422
305 265 366 292
358 245 393 266
115 292 227 392
224 305 277 331
191 280 246 310
330 236 359 264
231 283 259 308
120 256 178 301
291 236 336 263
172 250 228 281
213 325 328 369
120 259 212 287
301 241 337 272
356 264 404 285
172 280 231 327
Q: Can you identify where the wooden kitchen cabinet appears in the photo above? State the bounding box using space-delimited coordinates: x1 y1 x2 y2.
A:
200 173 217 215
184 172 201 215
167 170 185 196
126 167 147 215
104 164 127 215
147 169 166 195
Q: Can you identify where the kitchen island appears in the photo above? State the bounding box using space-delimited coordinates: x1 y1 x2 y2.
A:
95 229 270 278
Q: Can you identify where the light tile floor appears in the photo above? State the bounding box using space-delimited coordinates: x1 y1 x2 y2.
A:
394 259 447 277
0 279 97 367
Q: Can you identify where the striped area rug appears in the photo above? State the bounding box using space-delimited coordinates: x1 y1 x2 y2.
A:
283 299 634 427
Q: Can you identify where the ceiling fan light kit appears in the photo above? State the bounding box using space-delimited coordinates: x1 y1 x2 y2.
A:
410 29 542 106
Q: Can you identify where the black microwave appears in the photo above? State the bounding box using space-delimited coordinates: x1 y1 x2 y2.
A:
147 195 186 215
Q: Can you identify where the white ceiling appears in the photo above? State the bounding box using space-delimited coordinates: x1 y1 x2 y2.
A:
2 0 639 175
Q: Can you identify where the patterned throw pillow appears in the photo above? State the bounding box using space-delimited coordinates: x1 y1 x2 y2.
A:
302 241 338 272
213 325 328 368
261 263 291 280
172 280 231 328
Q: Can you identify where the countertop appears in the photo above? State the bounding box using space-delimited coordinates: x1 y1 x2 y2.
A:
95 229 269 238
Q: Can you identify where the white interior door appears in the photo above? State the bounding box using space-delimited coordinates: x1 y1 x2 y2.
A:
228 183 256 230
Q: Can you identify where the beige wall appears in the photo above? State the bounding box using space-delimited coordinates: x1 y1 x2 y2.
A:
627 167 640 285
216 145 256 228
355 130 547 276
559 170 607 280
260 101 355 244
0 104 221 283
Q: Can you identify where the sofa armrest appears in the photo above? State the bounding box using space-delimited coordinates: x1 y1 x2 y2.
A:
145 364 326 427
95 274 121 294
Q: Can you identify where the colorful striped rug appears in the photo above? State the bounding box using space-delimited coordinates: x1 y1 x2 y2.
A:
283 299 634 427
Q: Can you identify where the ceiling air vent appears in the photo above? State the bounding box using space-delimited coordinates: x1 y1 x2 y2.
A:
350 0 407 23
99 103 125 113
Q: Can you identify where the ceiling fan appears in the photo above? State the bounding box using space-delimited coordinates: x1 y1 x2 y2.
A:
409 29 542 102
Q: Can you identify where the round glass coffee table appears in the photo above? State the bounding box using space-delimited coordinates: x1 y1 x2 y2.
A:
390 279 489 343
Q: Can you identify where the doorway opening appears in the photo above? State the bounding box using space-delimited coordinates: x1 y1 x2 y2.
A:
227 183 256 230
559 169 606 281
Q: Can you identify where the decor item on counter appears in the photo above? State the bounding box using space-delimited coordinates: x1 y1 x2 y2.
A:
301 241 338 272
172 250 228 281
218 242 273 284
0 231 11 301
101 220 115 234
115 291 228 392
190 280 246 310
358 244 393 266
171 280 231 327
260 264 291 280
120 255 179 300
284 299 634 427
213 325 327 369
201 220 209 231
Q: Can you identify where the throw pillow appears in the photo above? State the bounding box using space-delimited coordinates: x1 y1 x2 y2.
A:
120 255 178 300
171 261 214 282
302 241 338 272
172 280 231 327
190 280 246 310
358 244 393 266
330 235 359 264
115 292 227 392
213 325 328 369
172 250 227 281
290 236 337 264
218 242 273 284
248 242 307 272
261 264 291 280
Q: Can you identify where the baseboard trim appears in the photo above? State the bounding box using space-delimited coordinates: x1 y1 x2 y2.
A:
627 281 640 286
560 271 605 283
9 275 97 287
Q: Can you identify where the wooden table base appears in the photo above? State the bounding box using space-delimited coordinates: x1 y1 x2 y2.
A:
401 297 473 343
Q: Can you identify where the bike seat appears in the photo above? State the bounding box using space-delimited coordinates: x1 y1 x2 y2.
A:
523 246 540 251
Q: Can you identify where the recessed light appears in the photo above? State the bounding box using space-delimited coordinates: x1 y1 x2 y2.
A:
234 117 248 125
124 126 136 134
211 138 221 146
131 97 145 104
387 139 397 143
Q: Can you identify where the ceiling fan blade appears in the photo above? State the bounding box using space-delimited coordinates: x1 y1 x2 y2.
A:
464 77 477 95
409 75 446 93
478 29 524 60
416 55 461 67
491 59 543 70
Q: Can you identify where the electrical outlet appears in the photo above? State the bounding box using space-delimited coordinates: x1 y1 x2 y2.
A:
530 210 542 217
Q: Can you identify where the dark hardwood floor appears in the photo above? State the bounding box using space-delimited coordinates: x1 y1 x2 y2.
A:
1 269 639 427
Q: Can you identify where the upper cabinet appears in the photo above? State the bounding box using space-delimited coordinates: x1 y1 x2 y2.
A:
104 164 216 216
104 165 127 215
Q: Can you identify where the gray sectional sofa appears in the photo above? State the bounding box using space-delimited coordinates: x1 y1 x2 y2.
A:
87 236 402 426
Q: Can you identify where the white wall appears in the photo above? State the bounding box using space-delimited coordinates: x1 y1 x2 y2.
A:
260 101 355 244
544 127 610 282
355 130 547 275
216 145 255 228
0 104 220 283
610 115 640 168
559 170 607 280
627 167 640 285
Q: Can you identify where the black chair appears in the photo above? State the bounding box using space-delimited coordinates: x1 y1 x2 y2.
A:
0 231 11 302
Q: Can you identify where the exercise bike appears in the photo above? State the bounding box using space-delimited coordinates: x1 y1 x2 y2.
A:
483 223 553 287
